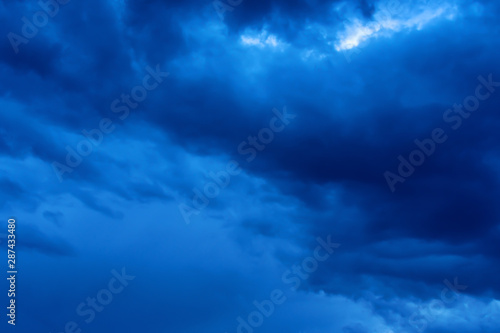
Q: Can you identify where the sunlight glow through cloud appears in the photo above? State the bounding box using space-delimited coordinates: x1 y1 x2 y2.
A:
240 30 286 49
335 0 458 51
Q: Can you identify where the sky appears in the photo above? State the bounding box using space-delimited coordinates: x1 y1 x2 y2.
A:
1 0 500 332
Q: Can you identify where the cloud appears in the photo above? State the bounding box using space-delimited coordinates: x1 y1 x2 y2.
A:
1 0 500 332
19 223 76 256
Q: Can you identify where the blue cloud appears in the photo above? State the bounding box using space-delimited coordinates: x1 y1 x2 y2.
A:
1 0 499 332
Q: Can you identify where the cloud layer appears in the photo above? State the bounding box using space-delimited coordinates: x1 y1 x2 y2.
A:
0 0 499 332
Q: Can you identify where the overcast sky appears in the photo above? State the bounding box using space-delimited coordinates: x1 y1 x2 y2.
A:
1 0 500 332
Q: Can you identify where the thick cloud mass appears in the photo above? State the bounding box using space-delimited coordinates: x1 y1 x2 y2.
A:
1 0 499 332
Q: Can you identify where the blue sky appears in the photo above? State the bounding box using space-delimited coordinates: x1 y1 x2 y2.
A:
1 0 500 332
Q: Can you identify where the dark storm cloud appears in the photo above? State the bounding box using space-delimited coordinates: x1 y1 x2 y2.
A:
142 7 500 263
1 0 500 332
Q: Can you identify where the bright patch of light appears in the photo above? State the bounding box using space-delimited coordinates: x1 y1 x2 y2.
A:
335 0 458 51
240 30 286 49
241 36 263 46
265 35 278 47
